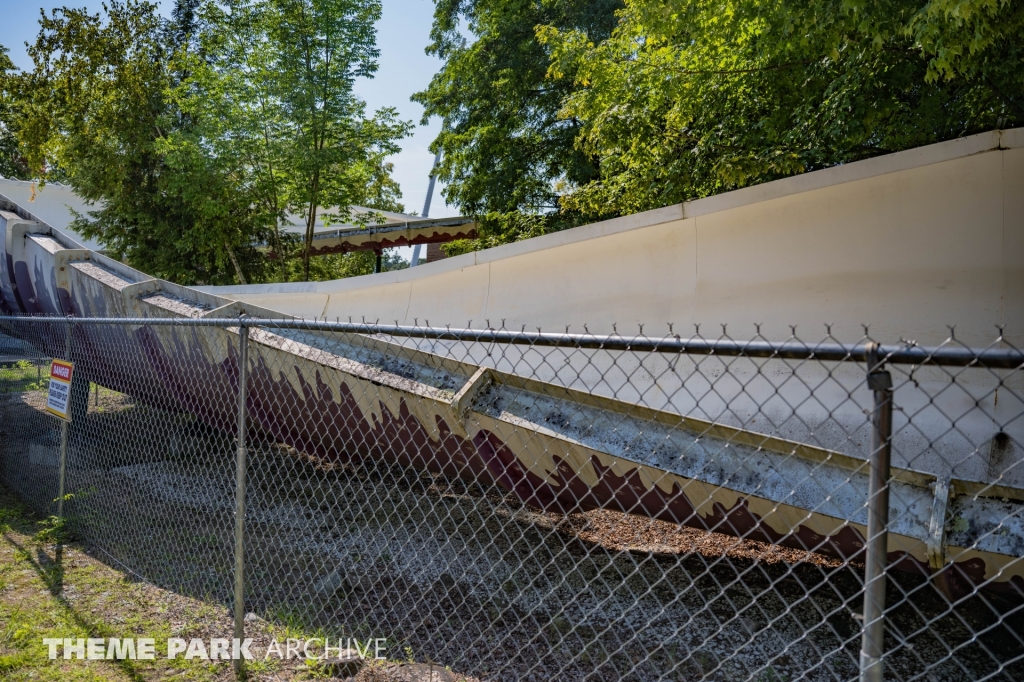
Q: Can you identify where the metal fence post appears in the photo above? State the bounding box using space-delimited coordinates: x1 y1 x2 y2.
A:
860 342 893 682
56 318 73 520
232 318 250 677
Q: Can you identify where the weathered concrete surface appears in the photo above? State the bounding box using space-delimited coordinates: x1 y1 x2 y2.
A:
193 129 1024 487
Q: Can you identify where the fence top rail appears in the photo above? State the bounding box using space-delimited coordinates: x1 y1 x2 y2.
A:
3 314 1022 369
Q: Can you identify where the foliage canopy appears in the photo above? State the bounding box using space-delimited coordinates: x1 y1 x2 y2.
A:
12 0 261 285
413 0 623 249
420 0 1023 232
541 0 1024 217
11 0 410 285
0 46 29 180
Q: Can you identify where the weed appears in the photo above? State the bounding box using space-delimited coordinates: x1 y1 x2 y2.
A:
0 360 45 394
34 513 70 545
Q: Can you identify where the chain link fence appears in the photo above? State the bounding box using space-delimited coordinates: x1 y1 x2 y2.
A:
1 315 1022 681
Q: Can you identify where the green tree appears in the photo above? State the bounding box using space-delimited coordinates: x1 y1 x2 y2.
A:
0 46 29 180
17 0 270 285
286 248 407 281
168 0 296 282
178 0 411 282
17 0 409 285
540 0 1023 217
268 0 411 280
413 0 622 247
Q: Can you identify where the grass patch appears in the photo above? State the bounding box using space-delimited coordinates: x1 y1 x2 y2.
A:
0 360 46 395
0 486 243 680
0 485 455 681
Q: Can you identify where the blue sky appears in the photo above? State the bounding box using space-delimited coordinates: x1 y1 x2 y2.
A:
0 0 459 220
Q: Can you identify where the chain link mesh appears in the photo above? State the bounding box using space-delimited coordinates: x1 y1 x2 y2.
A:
1 316 1021 681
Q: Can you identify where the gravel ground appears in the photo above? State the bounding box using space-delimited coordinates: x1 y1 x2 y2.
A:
2 391 1023 681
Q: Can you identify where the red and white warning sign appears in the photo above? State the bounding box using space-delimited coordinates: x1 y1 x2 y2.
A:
46 359 75 421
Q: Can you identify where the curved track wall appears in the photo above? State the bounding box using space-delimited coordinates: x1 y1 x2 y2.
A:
206 129 1024 348
1 129 1022 596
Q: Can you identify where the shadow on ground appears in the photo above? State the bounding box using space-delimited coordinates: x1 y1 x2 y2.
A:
2 390 1022 682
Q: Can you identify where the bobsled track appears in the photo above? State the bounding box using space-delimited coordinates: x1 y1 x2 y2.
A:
1 127 1023 606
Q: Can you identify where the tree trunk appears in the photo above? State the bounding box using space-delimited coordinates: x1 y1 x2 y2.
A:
302 172 321 282
225 243 248 285
303 200 316 281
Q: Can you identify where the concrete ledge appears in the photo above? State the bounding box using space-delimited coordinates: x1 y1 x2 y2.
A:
683 130 1006 219
1001 127 1024 149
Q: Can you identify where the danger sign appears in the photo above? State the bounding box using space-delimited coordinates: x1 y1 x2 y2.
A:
46 359 75 421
